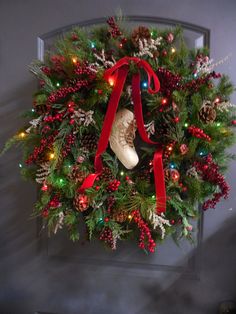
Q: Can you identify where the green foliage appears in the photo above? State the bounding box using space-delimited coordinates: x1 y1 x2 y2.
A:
2 17 236 253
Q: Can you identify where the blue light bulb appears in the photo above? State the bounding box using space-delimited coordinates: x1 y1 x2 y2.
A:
142 81 148 89
169 162 176 169
90 42 96 49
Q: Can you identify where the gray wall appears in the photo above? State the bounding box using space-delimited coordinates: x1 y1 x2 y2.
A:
0 1 236 313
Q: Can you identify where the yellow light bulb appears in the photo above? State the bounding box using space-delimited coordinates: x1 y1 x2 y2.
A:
49 153 55 160
108 77 115 86
171 47 176 54
19 132 26 138
72 57 77 64
128 214 132 219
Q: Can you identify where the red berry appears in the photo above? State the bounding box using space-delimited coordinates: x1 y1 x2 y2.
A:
104 217 109 222
173 117 180 123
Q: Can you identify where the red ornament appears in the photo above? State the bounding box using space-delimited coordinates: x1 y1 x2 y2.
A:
162 50 168 57
231 120 236 125
104 217 110 222
71 33 79 41
166 32 174 43
170 219 175 225
42 209 49 217
170 169 180 182
173 117 180 123
179 144 189 155
95 186 100 191
77 156 85 163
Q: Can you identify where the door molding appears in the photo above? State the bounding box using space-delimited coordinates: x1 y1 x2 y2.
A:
36 16 209 278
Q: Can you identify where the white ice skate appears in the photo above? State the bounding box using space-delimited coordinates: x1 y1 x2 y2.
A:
109 109 139 169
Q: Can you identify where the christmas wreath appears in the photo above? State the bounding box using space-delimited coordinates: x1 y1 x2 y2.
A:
3 17 236 253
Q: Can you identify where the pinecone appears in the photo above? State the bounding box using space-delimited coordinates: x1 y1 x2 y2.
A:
99 166 114 182
74 193 89 212
111 210 128 223
81 133 98 151
131 26 151 47
69 165 87 184
198 102 216 123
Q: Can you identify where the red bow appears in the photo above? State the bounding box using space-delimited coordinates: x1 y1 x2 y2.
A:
79 57 166 213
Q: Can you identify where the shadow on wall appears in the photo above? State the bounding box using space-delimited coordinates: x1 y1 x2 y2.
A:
136 214 236 314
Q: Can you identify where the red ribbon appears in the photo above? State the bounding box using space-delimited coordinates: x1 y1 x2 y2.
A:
79 57 166 213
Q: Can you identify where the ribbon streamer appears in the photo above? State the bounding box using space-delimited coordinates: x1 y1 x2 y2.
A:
79 56 166 213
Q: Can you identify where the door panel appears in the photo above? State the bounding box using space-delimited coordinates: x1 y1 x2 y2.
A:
37 16 207 278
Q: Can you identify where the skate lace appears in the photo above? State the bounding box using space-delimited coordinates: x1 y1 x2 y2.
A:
119 119 136 148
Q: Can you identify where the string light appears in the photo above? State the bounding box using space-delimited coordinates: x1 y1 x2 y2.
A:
18 163 23 168
151 195 156 199
214 97 220 103
41 184 48 191
120 171 124 176
72 57 77 64
171 47 176 53
90 42 96 49
119 43 123 48
184 122 189 128
56 82 60 87
161 98 168 105
49 153 55 160
19 132 26 138
108 77 115 86
31 109 35 112
128 214 132 220
193 73 198 78
169 162 176 169
216 122 221 127
142 81 148 89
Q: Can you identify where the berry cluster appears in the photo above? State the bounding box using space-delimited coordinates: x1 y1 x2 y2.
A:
107 179 120 192
74 63 96 79
99 227 115 249
157 67 182 96
50 55 66 73
41 66 52 76
62 134 76 158
107 17 122 38
44 113 63 123
183 72 221 92
42 195 61 217
132 210 156 253
47 80 89 104
26 133 57 164
188 125 211 142
107 195 115 213
194 154 230 210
